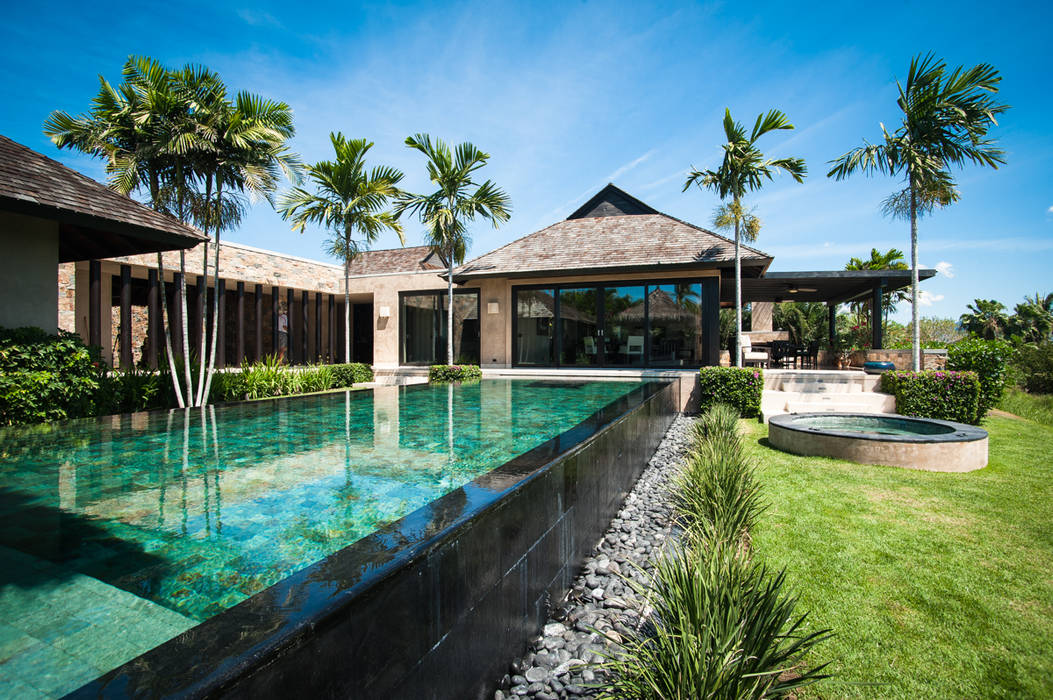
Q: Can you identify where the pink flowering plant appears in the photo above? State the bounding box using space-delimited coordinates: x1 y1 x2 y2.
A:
881 369 982 424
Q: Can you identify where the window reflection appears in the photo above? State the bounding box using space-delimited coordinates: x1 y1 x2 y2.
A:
559 288 599 366
649 283 703 367
401 291 480 365
606 286 646 366
515 289 556 365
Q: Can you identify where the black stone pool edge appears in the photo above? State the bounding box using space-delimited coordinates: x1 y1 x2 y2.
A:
67 378 678 699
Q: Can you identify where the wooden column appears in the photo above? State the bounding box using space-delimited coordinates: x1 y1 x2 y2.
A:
328 293 336 362
170 272 184 358
287 288 296 364
215 279 226 369
828 303 837 352
701 277 720 367
301 289 309 363
314 293 322 363
871 284 884 350
236 281 246 364
146 268 159 369
189 275 204 359
254 285 263 360
272 288 280 356
119 264 133 368
88 260 101 348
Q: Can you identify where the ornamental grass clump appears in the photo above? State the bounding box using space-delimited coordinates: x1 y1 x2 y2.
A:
598 539 831 700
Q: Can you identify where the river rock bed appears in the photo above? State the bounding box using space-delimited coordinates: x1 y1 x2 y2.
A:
493 414 694 700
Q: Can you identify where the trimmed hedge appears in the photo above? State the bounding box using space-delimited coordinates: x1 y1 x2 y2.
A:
331 362 373 387
947 338 1015 418
0 327 101 425
428 364 483 383
697 367 763 418
881 370 981 424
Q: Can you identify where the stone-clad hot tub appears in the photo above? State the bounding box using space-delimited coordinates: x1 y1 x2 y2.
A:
768 412 988 472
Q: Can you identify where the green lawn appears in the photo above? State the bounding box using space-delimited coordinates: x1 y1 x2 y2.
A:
998 388 1053 428
746 415 1053 698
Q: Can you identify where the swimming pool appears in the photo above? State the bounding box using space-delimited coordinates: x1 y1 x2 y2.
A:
0 378 656 697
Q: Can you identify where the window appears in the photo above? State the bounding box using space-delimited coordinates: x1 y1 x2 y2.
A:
400 290 479 365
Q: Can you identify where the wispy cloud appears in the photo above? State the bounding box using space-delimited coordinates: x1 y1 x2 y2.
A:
934 261 954 278
236 9 283 28
605 149 656 182
640 169 688 191
1048 205 1053 214
918 290 944 307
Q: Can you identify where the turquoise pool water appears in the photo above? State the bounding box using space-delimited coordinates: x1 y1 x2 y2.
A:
0 379 643 697
791 414 956 436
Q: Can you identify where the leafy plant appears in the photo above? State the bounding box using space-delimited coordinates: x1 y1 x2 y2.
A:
598 539 831 700
0 326 101 425
697 367 763 417
331 362 373 387
97 366 164 414
1011 343 1053 394
946 338 1015 417
428 364 482 383
881 370 981 424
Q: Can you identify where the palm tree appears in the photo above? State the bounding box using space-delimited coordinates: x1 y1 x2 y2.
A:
828 54 1008 370
684 109 806 367
279 134 403 364
396 134 511 365
844 248 909 328
960 299 1009 340
1008 293 1053 343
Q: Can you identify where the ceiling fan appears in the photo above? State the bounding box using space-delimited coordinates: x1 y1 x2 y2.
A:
787 285 819 294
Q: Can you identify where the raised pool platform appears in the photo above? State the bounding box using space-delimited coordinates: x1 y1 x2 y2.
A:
768 412 988 472
0 378 676 698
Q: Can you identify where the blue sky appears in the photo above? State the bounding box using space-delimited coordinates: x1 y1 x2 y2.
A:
3 1 1050 321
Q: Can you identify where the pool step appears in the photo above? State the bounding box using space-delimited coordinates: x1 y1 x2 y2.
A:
760 384 895 422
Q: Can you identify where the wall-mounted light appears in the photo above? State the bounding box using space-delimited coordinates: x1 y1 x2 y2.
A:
378 306 391 318
487 301 500 315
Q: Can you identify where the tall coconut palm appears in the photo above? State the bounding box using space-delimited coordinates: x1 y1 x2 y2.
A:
684 109 806 367
279 134 403 364
396 134 511 365
960 299 1009 340
828 54 1008 370
845 248 909 328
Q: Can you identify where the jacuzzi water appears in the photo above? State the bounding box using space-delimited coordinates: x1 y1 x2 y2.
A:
791 414 957 437
0 379 643 697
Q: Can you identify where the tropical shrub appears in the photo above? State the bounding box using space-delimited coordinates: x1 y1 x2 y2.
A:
881 370 981 424
946 338 1015 417
0 326 101 425
599 540 831 700
97 367 165 414
428 364 482 383
1011 343 1053 394
697 367 763 417
331 362 373 387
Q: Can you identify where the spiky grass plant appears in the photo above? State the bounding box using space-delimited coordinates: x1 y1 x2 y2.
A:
598 539 831 700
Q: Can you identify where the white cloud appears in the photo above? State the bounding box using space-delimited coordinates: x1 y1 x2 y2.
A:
935 261 954 278
1048 205 1053 214
917 290 945 307
605 150 656 182
236 9 282 27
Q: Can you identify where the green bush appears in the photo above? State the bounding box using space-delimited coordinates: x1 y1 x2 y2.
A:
331 362 373 387
97 367 165 414
881 370 981 424
697 367 763 417
0 326 102 425
599 540 831 700
428 364 482 383
947 338 1015 417
1011 343 1053 394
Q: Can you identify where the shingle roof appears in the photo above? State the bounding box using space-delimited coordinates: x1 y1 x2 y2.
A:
346 245 443 276
0 134 207 262
455 185 771 281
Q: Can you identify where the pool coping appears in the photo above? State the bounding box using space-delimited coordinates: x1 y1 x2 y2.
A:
65 377 675 698
768 412 988 444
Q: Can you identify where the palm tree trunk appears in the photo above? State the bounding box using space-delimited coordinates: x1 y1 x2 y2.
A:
734 199 743 368
201 182 224 406
196 175 214 406
157 253 185 408
910 181 920 371
344 258 351 364
179 250 194 407
447 248 454 365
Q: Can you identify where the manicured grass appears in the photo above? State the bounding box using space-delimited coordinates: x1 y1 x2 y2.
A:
746 415 1053 698
997 387 1053 427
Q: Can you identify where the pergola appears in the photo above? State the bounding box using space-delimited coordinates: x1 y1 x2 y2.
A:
724 268 938 349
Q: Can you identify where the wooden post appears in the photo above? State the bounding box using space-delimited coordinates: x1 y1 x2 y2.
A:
328 293 336 362
287 288 296 364
828 303 837 353
701 277 720 367
272 288 280 356
119 264 132 368
216 279 226 369
871 284 884 350
189 275 204 358
301 289 309 363
236 281 245 364
88 260 101 349
254 285 263 361
170 272 183 358
146 268 159 369
314 293 322 363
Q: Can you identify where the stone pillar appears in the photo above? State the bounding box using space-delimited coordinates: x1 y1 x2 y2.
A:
272 288 280 357
301 289 309 363
88 260 101 349
315 293 322 363
236 281 246 364
287 288 296 364
328 293 336 362
254 285 263 361
215 279 226 369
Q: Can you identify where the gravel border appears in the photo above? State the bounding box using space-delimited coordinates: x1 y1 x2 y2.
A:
493 415 694 700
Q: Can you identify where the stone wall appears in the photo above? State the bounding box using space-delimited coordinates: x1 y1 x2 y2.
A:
866 349 948 370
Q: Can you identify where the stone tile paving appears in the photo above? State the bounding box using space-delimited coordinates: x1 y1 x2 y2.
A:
494 415 693 699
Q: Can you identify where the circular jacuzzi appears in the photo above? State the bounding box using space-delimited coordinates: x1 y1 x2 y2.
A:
768 413 988 472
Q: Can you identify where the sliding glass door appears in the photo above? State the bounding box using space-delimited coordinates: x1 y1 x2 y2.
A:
400 290 480 365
